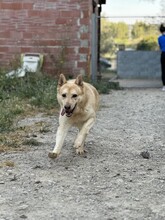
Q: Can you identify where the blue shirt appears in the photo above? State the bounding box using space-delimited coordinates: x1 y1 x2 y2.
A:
158 34 165 52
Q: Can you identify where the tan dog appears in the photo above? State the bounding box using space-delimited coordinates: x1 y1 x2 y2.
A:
48 74 99 158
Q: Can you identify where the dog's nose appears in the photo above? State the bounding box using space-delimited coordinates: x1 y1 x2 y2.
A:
64 105 71 111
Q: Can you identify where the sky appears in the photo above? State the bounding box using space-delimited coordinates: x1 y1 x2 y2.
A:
102 0 161 17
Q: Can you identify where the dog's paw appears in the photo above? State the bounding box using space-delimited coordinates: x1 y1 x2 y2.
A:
48 152 59 159
76 147 86 155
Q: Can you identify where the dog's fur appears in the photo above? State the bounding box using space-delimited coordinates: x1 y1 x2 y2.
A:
48 74 99 158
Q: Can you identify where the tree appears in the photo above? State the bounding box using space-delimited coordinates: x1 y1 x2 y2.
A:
101 18 117 56
136 35 158 50
132 22 158 39
101 18 159 57
115 22 129 40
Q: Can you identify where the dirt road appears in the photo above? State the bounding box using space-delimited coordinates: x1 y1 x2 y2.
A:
1 88 165 220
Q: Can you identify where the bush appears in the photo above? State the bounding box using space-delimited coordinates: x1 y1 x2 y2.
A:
0 72 58 132
92 80 121 94
0 73 58 107
136 36 158 51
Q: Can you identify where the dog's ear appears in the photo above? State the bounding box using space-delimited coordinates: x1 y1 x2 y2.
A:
58 74 67 86
75 74 83 87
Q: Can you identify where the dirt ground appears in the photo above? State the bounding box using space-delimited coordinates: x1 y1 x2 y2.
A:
0 88 165 220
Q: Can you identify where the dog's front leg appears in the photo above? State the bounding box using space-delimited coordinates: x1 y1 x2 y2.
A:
48 121 71 158
74 117 95 154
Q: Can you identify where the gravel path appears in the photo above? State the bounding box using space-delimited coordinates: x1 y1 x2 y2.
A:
0 88 165 220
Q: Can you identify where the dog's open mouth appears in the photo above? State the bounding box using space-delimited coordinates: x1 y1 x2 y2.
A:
61 104 77 117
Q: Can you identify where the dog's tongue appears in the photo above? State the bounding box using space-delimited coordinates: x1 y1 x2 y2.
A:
61 108 66 116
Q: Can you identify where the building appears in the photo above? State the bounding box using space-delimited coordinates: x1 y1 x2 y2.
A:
0 0 106 78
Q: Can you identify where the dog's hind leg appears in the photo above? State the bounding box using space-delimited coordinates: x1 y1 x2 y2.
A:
74 117 95 154
48 123 71 158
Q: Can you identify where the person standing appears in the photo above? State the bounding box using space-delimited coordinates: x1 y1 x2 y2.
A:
158 23 165 91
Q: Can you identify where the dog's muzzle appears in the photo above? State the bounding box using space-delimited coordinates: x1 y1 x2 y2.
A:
61 104 77 117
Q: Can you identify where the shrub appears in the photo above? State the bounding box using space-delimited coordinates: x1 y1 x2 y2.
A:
0 72 58 132
136 36 158 51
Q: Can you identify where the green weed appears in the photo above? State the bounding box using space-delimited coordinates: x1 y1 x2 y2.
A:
0 72 58 132
22 138 42 146
92 80 121 94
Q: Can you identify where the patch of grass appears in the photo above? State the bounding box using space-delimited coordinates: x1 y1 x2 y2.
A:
0 72 58 132
0 72 58 106
0 132 26 153
22 138 42 146
0 160 15 168
92 80 121 94
0 98 25 132
0 122 47 152
39 124 51 133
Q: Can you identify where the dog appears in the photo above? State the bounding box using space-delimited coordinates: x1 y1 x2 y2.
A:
48 74 99 158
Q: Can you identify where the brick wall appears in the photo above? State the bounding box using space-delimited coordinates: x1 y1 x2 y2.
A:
0 0 92 75
117 51 161 79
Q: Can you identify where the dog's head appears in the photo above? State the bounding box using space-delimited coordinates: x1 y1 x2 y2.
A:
57 74 84 117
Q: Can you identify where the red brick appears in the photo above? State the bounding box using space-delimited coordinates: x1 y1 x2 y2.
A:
60 11 75 18
70 10 81 18
56 18 68 25
0 3 22 10
0 39 8 45
80 33 89 40
39 11 56 19
21 47 34 53
79 47 89 53
8 47 21 53
23 32 33 39
77 62 88 68
82 10 89 18
41 40 62 46
28 10 40 17
80 18 89 25
0 46 10 53
0 30 11 38
22 3 33 10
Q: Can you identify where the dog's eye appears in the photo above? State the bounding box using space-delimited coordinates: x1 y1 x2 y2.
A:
72 94 77 98
62 94 66 98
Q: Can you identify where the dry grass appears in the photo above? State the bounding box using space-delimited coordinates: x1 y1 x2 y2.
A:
0 160 15 168
0 119 52 154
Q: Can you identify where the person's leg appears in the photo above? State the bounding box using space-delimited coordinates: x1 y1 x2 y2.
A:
161 52 165 86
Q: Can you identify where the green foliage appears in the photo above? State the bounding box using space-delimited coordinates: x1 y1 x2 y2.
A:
115 22 129 39
132 22 158 39
101 18 117 55
92 80 121 94
101 19 129 56
132 22 146 39
0 72 58 132
0 98 25 132
22 138 42 146
101 18 160 57
0 73 58 108
136 35 159 50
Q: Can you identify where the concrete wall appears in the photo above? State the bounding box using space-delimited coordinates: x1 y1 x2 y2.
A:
117 51 161 79
0 0 92 74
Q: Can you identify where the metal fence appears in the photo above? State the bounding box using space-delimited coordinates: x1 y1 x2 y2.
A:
100 16 165 78
102 16 165 25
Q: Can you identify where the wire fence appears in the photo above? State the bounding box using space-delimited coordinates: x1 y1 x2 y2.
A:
99 16 165 72
102 16 165 25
